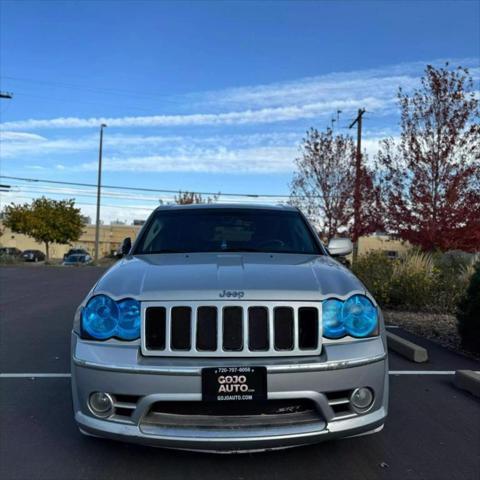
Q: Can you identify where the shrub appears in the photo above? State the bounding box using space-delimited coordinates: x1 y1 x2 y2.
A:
431 253 476 313
352 251 394 306
457 262 480 354
389 251 435 310
352 249 475 313
433 250 476 273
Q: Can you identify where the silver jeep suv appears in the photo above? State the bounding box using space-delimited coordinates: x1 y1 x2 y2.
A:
71 204 388 452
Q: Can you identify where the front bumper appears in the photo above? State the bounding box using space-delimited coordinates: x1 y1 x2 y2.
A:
71 333 388 452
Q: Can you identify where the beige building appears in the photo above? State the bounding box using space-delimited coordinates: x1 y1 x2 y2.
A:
1 221 409 260
0 223 141 259
357 234 409 258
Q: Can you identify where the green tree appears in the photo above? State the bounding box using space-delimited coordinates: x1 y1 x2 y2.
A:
2 197 85 260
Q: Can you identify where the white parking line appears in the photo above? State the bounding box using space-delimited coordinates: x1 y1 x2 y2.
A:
2 371 477 378
0 373 72 378
389 370 456 375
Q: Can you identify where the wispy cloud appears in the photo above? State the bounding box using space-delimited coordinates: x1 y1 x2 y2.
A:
3 58 477 132
193 58 480 109
1 97 387 131
1 59 476 175
76 145 298 174
0 130 301 159
0 128 397 174
0 132 96 158
0 131 47 142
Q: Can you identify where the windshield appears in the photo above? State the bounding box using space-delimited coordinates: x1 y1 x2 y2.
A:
67 255 84 262
134 208 321 255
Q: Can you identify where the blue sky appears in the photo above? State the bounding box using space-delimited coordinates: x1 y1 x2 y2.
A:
0 0 479 223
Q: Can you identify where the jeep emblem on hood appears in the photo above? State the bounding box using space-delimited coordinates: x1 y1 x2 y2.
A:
219 290 245 299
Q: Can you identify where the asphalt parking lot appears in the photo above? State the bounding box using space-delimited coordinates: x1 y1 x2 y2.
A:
1 266 479 480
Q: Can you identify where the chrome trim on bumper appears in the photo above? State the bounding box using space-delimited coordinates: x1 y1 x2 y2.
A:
75 407 386 451
72 351 386 375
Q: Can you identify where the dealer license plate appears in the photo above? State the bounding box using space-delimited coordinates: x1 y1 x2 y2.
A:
202 366 267 401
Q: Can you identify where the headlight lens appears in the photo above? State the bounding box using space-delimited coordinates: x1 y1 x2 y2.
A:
322 299 346 339
322 294 378 339
342 295 378 337
117 299 141 340
81 295 140 340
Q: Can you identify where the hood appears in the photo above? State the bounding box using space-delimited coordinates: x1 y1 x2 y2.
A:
92 253 365 301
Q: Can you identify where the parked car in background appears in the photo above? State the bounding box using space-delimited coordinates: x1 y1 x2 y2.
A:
63 253 92 266
0 247 22 257
71 204 388 452
63 248 89 261
22 250 46 262
0 247 23 258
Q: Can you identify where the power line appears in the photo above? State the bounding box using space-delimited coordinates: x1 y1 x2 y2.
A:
0 175 307 199
0 75 179 103
3 187 290 207
6 184 166 202
0 194 155 211
6 186 282 205
6 90 161 113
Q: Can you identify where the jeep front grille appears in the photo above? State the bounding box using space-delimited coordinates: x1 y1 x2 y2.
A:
142 301 322 357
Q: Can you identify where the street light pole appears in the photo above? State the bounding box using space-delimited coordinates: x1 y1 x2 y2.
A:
94 123 107 261
349 108 366 263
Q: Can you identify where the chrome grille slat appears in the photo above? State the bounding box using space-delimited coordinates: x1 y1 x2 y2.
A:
293 307 299 351
217 307 223 352
113 401 137 409
165 307 172 354
268 305 275 355
242 305 249 352
327 398 350 406
191 307 197 353
141 301 322 357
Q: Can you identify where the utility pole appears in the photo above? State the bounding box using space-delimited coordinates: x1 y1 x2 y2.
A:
94 123 107 261
349 108 366 263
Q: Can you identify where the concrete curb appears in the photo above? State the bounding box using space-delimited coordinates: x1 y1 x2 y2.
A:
386 331 429 363
454 370 480 398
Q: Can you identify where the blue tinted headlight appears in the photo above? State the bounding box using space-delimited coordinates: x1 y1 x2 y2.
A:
117 299 141 340
322 298 346 339
322 295 378 339
343 295 378 338
81 295 140 340
82 295 119 339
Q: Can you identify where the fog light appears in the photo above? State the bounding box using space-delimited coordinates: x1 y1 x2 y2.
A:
350 387 374 412
88 392 114 417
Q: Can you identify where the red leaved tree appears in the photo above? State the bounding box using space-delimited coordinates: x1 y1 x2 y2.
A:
291 128 380 242
377 64 480 252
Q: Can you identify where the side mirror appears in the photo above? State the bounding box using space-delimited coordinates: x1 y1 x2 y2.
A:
328 237 353 256
120 237 132 256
